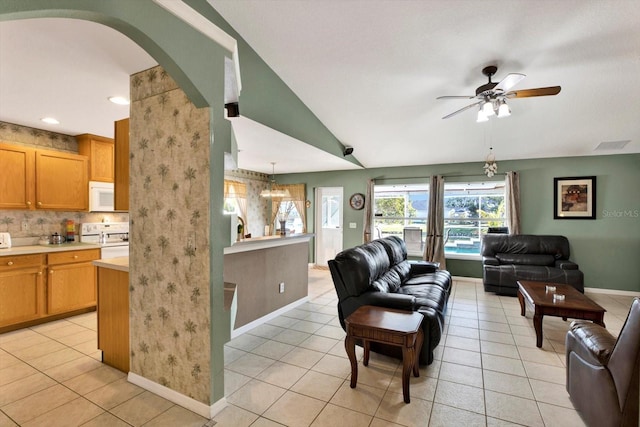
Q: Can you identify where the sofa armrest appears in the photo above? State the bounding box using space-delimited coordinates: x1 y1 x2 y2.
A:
483 256 500 266
556 260 579 270
357 291 416 311
566 320 616 366
409 261 438 275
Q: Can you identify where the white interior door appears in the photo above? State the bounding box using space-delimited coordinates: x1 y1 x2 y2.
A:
315 187 343 267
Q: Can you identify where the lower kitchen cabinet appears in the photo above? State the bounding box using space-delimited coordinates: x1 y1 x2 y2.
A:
97 266 129 372
0 254 45 328
0 249 99 333
47 249 100 315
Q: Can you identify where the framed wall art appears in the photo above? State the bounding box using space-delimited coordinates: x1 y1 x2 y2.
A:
553 176 596 219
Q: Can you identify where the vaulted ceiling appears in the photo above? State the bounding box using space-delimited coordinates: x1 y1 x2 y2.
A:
1 1 638 174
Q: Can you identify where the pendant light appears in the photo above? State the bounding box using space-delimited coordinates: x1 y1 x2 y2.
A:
260 162 291 198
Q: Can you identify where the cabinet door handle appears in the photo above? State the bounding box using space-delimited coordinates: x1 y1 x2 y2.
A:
37 201 42 206
38 271 42 276
50 270 54 274
26 201 32 206
7 261 13 266
73 255 78 259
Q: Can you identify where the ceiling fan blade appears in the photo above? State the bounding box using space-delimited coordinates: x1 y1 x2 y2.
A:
507 86 561 98
436 95 476 100
442 100 483 119
494 73 526 92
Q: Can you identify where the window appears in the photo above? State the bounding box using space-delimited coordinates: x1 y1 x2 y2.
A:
275 201 304 234
443 181 506 257
373 183 429 255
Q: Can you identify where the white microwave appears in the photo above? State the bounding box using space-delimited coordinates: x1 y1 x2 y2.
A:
89 181 115 212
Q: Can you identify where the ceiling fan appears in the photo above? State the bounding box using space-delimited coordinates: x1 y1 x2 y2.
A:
437 66 561 121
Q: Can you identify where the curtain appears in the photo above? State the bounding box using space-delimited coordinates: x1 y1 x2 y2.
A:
224 180 248 233
424 175 446 269
363 179 374 243
286 184 307 233
270 198 282 235
505 171 521 235
270 183 307 234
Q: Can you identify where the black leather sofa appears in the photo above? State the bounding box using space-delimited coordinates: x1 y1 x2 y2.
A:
328 236 452 365
482 234 584 296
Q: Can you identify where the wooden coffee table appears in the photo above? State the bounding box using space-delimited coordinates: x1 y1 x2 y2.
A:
344 305 423 403
517 280 606 348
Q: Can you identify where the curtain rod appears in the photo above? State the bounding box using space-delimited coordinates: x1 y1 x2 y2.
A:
443 172 507 178
374 172 507 182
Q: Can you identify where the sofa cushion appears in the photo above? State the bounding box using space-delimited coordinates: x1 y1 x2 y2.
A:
495 253 555 266
403 271 453 295
482 234 571 260
396 284 448 315
371 269 402 293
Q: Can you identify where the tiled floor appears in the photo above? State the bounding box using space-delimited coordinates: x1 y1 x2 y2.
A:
0 269 636 426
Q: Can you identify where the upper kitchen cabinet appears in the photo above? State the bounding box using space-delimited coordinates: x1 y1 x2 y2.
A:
0 142 36 209
35 150 88 211
0 143 88 211
114 118 129 211
77 133 115 182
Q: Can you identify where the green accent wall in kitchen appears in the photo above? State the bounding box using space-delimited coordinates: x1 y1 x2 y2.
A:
277 153 640 292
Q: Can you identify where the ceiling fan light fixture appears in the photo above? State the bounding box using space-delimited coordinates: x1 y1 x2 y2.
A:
476 107 488 123
497 100 511 118
482 100 495 117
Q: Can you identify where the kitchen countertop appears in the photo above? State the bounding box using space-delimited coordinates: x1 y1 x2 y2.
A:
224 233 313 255
0 242 101 256
93 256 129 273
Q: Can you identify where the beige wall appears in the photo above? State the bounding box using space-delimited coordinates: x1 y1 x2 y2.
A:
129 66 212 403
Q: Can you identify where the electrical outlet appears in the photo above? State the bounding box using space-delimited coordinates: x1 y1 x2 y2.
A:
279 282 285 293
349 222 357 229
21 221 29 232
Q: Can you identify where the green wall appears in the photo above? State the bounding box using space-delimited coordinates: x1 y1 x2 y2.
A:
278 153 640 292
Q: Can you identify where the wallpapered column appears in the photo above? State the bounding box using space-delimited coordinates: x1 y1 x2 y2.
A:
129 66 212 404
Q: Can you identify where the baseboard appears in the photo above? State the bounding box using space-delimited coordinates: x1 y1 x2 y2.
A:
127 372 227 419
585 287 640 296
231 296 309 339
452 275 483 284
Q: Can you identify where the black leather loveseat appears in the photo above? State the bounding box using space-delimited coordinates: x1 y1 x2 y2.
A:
328 236 452 365
482 234 584 296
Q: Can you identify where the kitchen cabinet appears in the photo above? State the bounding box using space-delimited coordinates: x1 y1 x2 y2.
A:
0 142 88 211
47 249 99 315
36 150 88 211
77 133 115 182
0 254 46 328
97 265 129 372
114 118 129 211
0 142 35 209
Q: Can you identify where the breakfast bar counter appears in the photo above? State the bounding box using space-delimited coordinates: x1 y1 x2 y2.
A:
224 234 313 331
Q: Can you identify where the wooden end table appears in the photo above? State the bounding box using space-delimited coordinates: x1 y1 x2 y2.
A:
344 305 424 403
517 280 606 348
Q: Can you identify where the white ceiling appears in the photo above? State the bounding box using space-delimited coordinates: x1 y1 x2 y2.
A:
1 2 639 175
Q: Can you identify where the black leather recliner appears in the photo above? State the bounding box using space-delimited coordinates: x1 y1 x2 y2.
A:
328 236 452 365
482 234 584 296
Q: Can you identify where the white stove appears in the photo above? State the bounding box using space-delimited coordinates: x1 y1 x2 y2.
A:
79 222 129 259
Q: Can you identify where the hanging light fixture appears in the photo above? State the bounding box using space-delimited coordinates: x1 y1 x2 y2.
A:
497 99 511 118
483 147 498 177
260 162 291 198
482 98 495 117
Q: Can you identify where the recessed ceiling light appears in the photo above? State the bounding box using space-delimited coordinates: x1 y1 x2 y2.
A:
108 96 130 105
41 117 60 125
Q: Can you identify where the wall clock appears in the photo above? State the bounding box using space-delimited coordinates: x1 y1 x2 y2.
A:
349 193 365 210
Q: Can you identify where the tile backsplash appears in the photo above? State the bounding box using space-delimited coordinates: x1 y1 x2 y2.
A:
0 210 129 241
